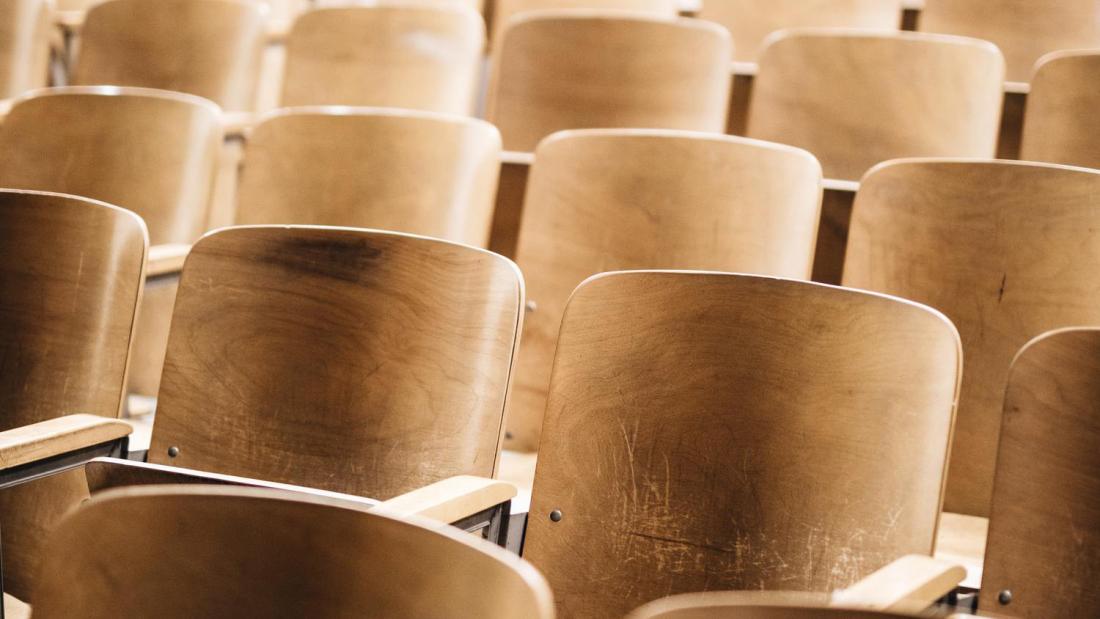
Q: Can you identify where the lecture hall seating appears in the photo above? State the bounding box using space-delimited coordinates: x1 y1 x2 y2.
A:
31 486 554 618
504 129 823 450
1019 50 1100 170
280 5 485 115
234 107 502 247
0 0 50 100
522 271 960 617
0 190 145 602
843 160 1100 518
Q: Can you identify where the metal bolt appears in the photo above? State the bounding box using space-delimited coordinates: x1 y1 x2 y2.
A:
167 446 180 458
998 590 1013 605
505 431 514 440
525 300 538 313
549 509 563 522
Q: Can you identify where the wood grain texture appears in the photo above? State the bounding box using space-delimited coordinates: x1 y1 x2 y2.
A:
628 591 917 619
842 160 1100 517
281 5 484 114
980 328 1100 617
524 271 960 617
489 0 677 47
149 226 523 500
31 485 554 618
0 414 131 470
920 0 1100 83
72 0 266 111
747 30 1004 181
0 0 50 98
1020 51 1100 170
0 189 146 601
0 87 223 245
235 108 502 248
506 129 823 451
699 0 902 62
486 12 731 152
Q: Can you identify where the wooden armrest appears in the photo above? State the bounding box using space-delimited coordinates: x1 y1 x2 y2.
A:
829 555 965 613
265 19 291 45
373 475 517 524
731 60 758 76
222 111 255 139
0 414 131 471
54 9 84 32
147 243 191 278
500 150 534 166
822 178 860 193
1004 81 1030 95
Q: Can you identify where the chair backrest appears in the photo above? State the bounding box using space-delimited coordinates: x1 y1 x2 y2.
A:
698 0 902 62
842 159 1100 517
524 271 960 618
1019 50 1100 170
0 189 146 601
486 12 731 152
32 485 555 618
0 0 51 98
281 5 484 114
235 108 501 247
72 0 267 111
747 30 1003 181
980 328 1100 617
628 591 917 619
0 87 223 245
920 0 1100 83
148 226 523 500
506 129 822 451
489 0 677 47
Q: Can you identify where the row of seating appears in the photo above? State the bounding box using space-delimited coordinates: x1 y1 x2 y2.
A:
3 191 1096 616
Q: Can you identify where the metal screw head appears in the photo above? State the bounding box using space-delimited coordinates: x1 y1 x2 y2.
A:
505 431 514 440
525 300 538 313
167 446 180 458
998 590 1013 605
549 509 563 522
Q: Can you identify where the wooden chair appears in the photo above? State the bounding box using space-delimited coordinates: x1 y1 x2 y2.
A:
280 5 484 115
627 591 939 618
0 0 51 99
1019 50 1100 170
747 29 1004 181
979 328 1100 617
31 485 554 618
235 108 501 248
699 0 903 62
71 0 267 112
486 12 731 152
522 270 961 617
842 160 1100 518
919 0 1100 83
0 86 223 399
148 225 522 501
504 129 822 451
489 0 677 48
0 189 144 601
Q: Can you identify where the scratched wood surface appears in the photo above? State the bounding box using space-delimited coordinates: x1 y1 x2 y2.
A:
698 0 902 62
524 271 960 618
148 226 523 500
980 328 1100 618
506 129 823 451
919 0 1100 83
486 12 731 152
0 0 50 99
72 0 267 111
843 160 1100 518
282 5 484 115
0 190 146 601
1020 51 1100 171
32 486 555 618
747 30 1003 181
235 108 502 248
